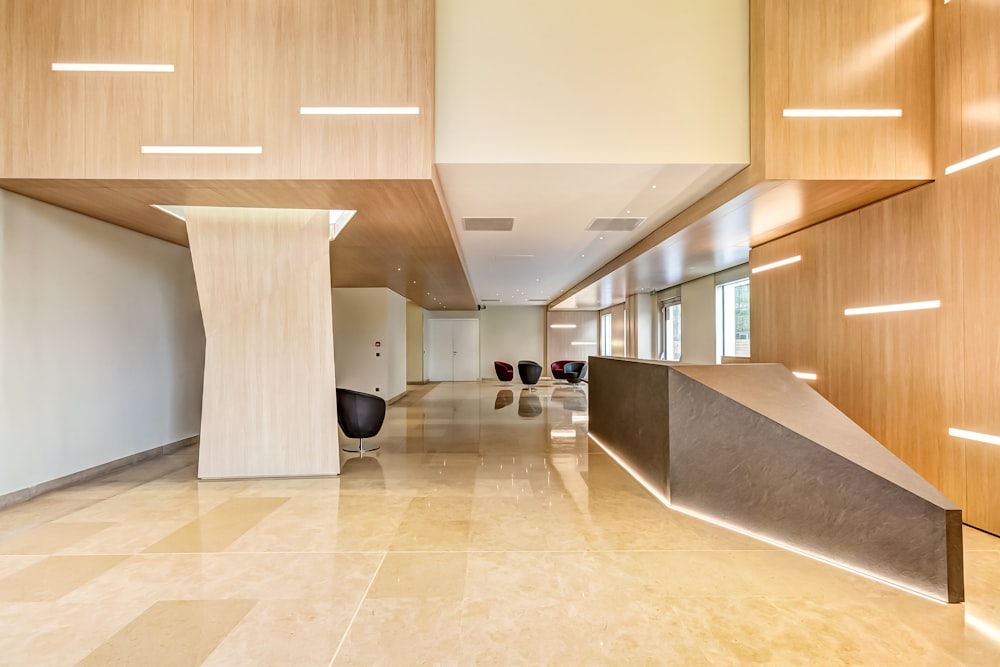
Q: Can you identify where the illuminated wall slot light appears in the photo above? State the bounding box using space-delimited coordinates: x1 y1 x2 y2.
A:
783 108 902 118
52 63 174 72
944 145 1000 175
793 372 818 381
752 255 801 274
300 106 420 115
142 145 262 155
844 300 940 316
549 324 577 329
570 341 596 346
948 428 1000 447
588 432 947 604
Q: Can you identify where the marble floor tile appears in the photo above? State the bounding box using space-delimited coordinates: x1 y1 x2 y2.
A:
0 381 998 665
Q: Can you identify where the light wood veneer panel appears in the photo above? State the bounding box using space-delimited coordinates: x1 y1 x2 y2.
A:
299 0 434 179
960 0 1000 160
186 206 340 479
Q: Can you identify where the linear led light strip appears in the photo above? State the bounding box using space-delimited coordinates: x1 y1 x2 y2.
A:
752 255 801 274
300 106 419 115
550 324 577 329
945 145 1000 175
844 300 940 316
53 63 174 72
588 432 947 604
141 146 262 155
570 341 596 346
948 428 1000 447
792 372 817 381
783 109 902 118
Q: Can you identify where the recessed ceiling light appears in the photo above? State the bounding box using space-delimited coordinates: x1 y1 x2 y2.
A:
599 236 604 240
626 210 630 214
300 106 420 115
53 63 174 72
141 145 262 154
581 254 585 258
783 108 902 118
652 185 657 189
397 267 401 271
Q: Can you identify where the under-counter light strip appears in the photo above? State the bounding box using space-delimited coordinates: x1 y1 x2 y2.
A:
945 145 1000 175
793 372 817 381
141 145 262 155
300 106 420 115
752 255 801 274
550 324 577 329
53 63 174 72
844 300 940 316
948 428 1000 447
588 432 948 604
783 108 902 118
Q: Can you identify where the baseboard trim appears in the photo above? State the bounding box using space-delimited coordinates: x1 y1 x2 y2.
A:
387 390 408 405
0 435 200 510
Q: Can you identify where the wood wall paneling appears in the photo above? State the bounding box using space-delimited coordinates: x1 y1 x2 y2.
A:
186 206 340 479
960 0 1000 160
298 0 434 179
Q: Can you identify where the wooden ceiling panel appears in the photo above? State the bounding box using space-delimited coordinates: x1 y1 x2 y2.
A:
0 178 476 311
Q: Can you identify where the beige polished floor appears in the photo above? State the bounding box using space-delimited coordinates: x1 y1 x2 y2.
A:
1 382 999 665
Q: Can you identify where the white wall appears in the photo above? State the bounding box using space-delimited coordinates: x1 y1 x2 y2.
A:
425 306 544 380
0 190 205 497
436 0 748 164
546 310 599 368
331 287 407 401
680 275 717 364
405 300 424 383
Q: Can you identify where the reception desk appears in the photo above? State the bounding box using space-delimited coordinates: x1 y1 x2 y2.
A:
588 357 964 603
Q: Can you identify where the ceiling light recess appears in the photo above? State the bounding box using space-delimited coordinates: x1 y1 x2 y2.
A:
752 255 802 274
948 428 1000 447
52 63 174 72
945 145 1000 175
783 108 902 118
300 106 419 115
844 300 940 316
141 145 262 155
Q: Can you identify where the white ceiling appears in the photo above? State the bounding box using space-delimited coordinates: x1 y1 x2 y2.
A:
436 162 746 308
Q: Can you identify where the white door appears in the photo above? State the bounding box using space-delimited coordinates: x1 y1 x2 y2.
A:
426 319 480 381
452 319 479 381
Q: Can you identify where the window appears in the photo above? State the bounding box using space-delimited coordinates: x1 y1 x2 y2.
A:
718 278 750 358
661 300 681 361
600 312 612 356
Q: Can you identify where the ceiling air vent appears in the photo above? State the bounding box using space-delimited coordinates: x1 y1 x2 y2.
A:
463 217 514 231
528 299 549 302
586 217 647 232
480 299 502 303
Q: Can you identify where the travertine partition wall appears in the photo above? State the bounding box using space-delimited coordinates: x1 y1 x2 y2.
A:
186 207 339 479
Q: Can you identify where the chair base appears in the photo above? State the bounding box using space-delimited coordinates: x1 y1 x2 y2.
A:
342 438 380 454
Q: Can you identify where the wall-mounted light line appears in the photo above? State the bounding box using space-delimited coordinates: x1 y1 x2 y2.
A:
300 106 420 115
945 145 1000 175
844 300 940 316
783 108 902 118
752 255 802 274
793 372 818 381
570 341 596 346
53 63 174 72
948 427 1000 447
141 146 262 155
549 324 577 329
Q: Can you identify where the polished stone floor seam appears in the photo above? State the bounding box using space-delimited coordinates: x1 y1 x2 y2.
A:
328 551 387 667
0 382 998 665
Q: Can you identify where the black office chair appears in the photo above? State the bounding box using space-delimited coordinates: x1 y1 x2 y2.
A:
517 360 543 386
563 361 588 384
336 388 386 453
